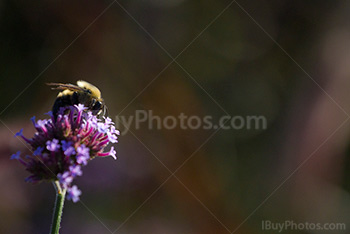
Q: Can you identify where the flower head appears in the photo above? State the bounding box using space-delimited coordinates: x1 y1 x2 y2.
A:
12 105 119 202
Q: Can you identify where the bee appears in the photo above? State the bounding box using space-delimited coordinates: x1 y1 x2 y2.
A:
47 80 107 117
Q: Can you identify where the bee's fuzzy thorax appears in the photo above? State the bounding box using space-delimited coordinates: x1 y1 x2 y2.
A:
77 80 101 99
57 89 74 97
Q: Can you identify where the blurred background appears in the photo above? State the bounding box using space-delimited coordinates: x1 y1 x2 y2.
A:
1 0 350 233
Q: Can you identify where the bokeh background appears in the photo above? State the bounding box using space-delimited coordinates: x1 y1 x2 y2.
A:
1 0 350 233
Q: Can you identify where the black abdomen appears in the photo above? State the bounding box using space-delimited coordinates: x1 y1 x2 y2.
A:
52 91 100 117
52 92 82 117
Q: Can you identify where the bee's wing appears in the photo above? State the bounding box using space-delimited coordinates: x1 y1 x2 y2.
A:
46 83 84 92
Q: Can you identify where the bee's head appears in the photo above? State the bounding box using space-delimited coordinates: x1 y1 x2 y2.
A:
91 98 106 116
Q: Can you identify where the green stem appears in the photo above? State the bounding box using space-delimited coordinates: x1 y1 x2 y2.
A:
50 181 66 234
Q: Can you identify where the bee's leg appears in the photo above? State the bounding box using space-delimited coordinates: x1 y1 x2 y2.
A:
91 98 96 106
91 101 102 115
103 105 108 116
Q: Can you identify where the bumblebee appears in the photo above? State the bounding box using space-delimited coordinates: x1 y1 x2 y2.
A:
47 80 107 117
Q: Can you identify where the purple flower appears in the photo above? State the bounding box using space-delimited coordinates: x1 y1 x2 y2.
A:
11 151 21 160
77 144 89 156
44 111 53 116
57 172 73 188
107 126 119 143
30 116 36 125
36 119 47 127
14 129 23 137
103 116 114 126
76 144 90 165
67 185 81 203
109 146 117 160
11 105 120 202
64 147 75 156
69 165 82 177
85 111 98 127
61 140 71 151
97 122 109 133
61 140 76 156
33 147 44 156
75 104 88 112
46 139 60 152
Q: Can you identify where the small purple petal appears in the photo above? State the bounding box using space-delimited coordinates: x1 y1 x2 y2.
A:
76 144 90 165
37 119 47 127
77 144 89 156
46 139 60 152
33 147 44 156
110 125 120 135
69 165 82 177
75 104 88 112
109 146 117 160
86 112 98 127
14 129 23 137
103 116 114 126
35 120 48 133
44 111 53 117
30 116 36 125
107 128 118 143
76 154 89 165
67 185 81 203
64 146 76 156
11 151 21 160
25 175 40 183
61 140 71 151
57 172 73 188
97 122 109 133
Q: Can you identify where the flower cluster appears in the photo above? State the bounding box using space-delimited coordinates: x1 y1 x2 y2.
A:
11 104 119 202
